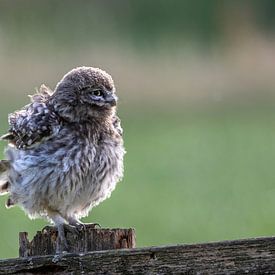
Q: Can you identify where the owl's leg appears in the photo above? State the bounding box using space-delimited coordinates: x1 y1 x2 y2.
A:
47 211 79 253
48 213 68 253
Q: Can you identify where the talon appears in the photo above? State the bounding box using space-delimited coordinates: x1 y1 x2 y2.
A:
75 223 85 231
63 224 81 236
77 222 101 231
67 217 101 231
92 222 101 229
42 225 57 233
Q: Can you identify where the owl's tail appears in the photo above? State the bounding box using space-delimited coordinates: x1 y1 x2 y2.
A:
0 160 10 195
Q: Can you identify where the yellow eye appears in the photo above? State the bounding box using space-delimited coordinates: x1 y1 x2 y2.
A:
92 90 103 97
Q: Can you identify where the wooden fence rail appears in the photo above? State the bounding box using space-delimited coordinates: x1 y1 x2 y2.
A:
1 236 275 274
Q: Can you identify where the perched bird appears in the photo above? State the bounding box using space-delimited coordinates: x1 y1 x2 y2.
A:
0 67 125 252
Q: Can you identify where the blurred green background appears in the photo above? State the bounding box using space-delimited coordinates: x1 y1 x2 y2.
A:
1 0 275 259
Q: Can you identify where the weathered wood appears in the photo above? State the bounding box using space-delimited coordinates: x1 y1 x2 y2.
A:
0 236 275 274
19 226 136 256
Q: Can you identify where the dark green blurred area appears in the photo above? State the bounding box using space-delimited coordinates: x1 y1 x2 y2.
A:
1 0 275 259
1 0 275 47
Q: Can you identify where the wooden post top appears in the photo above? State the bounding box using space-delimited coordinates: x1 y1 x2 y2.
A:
19 226 136 257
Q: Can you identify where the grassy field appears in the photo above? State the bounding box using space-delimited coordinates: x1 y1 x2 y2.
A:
1 105 275 259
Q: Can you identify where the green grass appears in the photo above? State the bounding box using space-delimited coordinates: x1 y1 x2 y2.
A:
1 106 275 259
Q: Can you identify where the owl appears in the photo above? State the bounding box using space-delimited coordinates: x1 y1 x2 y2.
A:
0 67 125 252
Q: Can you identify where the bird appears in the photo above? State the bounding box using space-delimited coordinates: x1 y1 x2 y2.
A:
0 66 125 253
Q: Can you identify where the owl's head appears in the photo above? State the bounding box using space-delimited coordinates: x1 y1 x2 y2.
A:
50 67 117 122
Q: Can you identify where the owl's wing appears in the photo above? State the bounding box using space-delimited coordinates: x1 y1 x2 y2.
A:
1 85 60 149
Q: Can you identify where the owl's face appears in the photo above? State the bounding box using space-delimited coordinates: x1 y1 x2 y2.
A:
50 67 117 122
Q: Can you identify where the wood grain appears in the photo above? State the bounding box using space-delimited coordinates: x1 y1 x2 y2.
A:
1 236 275 274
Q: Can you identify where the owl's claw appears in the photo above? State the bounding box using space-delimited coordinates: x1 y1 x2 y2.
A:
42 225 57 233
63 224 81 235
42 224 80 235
42 224 81 253
67 217 101 231
55 223 101 253
75 222 101 231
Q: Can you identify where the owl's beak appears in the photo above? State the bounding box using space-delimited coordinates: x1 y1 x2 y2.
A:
105 93 117 107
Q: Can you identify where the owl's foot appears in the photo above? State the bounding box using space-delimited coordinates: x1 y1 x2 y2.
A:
42 225 57 233
46 211 87 254
64 224 81 235
42 224 80 235
56 223 101 253
57 224 83 253
67 217 101 231
75 222 101 231
42 223 81 253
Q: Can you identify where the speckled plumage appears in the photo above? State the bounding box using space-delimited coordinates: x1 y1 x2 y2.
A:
0 67 125 251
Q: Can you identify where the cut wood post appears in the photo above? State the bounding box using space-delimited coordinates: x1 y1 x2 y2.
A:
19 225 136 257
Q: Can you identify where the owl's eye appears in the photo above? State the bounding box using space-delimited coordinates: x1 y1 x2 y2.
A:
91 89 103 97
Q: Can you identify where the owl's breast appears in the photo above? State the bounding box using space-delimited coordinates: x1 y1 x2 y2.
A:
89 138 125 199
66 136 125 217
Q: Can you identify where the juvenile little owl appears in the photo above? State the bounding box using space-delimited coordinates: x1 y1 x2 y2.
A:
0 67 125 252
